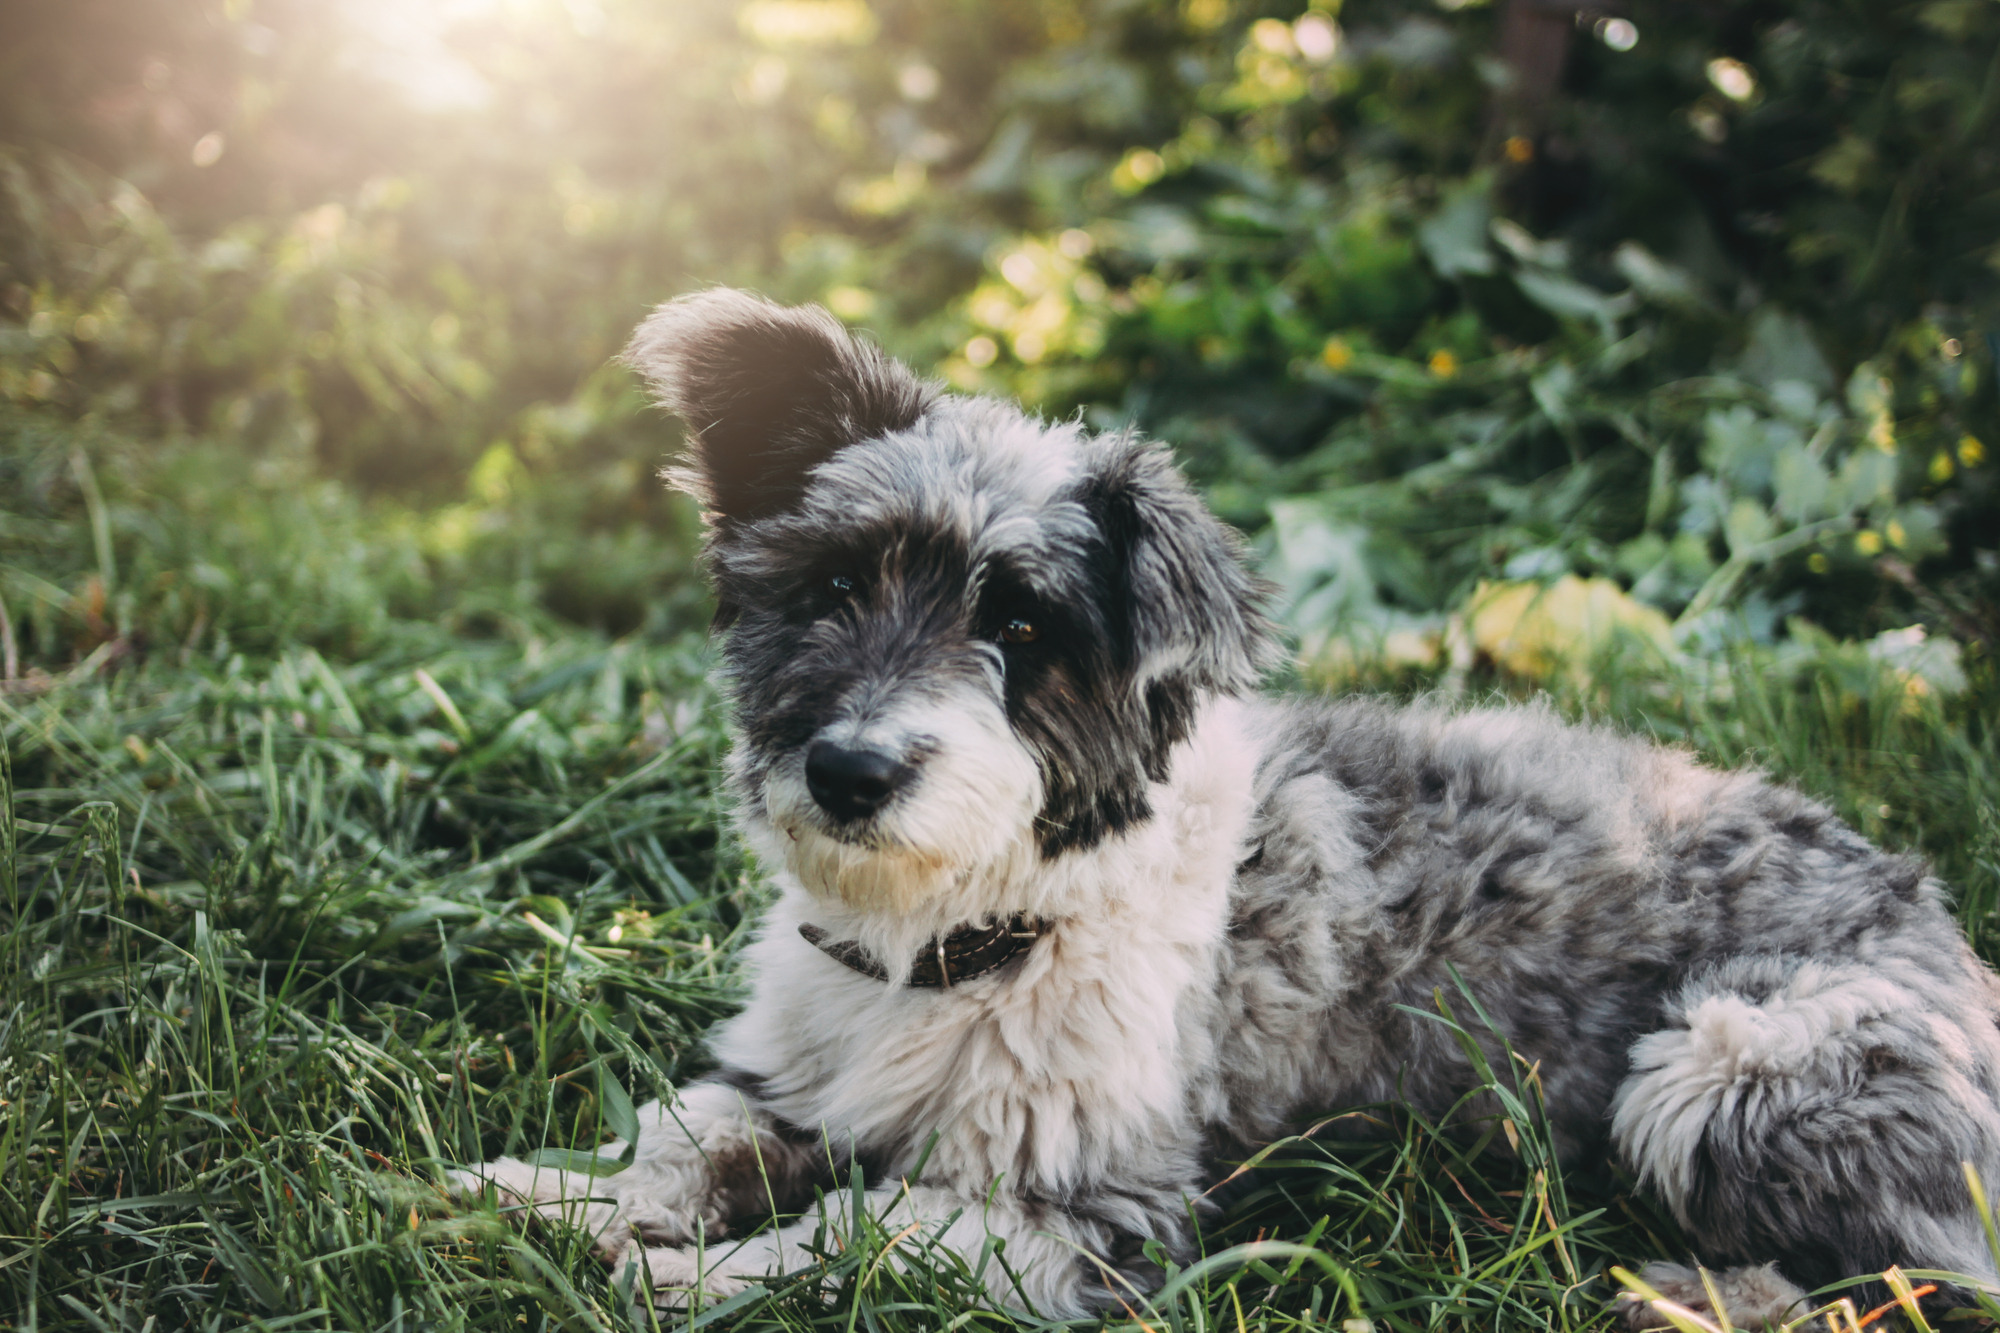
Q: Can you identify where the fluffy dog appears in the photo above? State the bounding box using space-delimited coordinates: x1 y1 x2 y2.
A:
456 289 2000 1325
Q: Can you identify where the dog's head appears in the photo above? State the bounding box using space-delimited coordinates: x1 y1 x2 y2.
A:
628 289 1275 917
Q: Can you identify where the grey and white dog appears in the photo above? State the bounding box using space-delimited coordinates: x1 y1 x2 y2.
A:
457 289 2000 1325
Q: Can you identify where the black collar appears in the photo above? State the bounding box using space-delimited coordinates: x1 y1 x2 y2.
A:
798 914 1049 988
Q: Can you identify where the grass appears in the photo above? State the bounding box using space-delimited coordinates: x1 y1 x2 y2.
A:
0 631 745 1331
5 421 2000 1332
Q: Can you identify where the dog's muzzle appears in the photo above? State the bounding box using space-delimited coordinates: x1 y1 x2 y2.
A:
804 740 913 823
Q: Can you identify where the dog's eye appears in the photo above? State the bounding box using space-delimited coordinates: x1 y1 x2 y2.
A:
999 618 1040 645
825 574 857 600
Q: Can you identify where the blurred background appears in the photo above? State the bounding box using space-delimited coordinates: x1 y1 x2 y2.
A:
1 0 1996 682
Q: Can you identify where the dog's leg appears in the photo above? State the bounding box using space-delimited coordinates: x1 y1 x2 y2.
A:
452 1078 820 1262
1611 953 2000 1324
447 1154 627 1247
622 1179 1193 1316
1614 1261 1807 1331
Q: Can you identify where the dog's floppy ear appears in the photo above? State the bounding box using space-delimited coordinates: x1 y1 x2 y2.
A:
625 288 934 523
1082 441 1279 761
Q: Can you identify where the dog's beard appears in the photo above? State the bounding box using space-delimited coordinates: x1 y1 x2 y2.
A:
777 829 961 914
752 685 1043 917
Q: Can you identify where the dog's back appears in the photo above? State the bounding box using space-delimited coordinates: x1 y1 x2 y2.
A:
1211 694 2000 1302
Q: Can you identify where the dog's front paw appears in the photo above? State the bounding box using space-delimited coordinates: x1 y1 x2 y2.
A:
620 1243 758 1308
447 1158 584 1214
448 1157 640 1259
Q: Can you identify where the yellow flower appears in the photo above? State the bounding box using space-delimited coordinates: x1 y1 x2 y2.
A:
1321 337 1353 371
1929 449 1955 483
1855 529 1883 556
1503 135 1534 164
1961 434 1987 468
1428 349 1459 378
1885 518 1907 548
1808 553 1830 574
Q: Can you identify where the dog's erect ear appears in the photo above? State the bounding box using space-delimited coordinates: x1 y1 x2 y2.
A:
625 289 934 523
1082 442 1279 763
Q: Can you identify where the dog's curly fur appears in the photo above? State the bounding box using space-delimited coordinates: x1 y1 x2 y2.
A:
455 290 2000 1324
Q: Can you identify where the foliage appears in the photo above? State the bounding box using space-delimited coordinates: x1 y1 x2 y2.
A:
919 0 2000 656
2 0 1995 666
0 398 708 672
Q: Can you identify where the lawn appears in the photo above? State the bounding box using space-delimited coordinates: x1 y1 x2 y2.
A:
4 418 1998 1333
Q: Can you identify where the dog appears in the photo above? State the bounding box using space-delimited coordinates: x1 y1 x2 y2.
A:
454 288 2000 1326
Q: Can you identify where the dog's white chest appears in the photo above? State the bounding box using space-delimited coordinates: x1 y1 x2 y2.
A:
711 699 1263 1193
718 897 1219 1193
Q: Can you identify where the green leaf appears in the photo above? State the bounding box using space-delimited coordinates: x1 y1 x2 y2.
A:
1740 309 1834 394
598 1065 643 1155
1771 443 1831 523
1419 182 1497 279
521 1147 630 1178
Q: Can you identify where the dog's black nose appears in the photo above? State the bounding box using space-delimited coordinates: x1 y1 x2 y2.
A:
805 742 912 822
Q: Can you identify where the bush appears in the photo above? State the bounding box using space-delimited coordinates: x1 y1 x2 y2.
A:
2 0 1993 673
